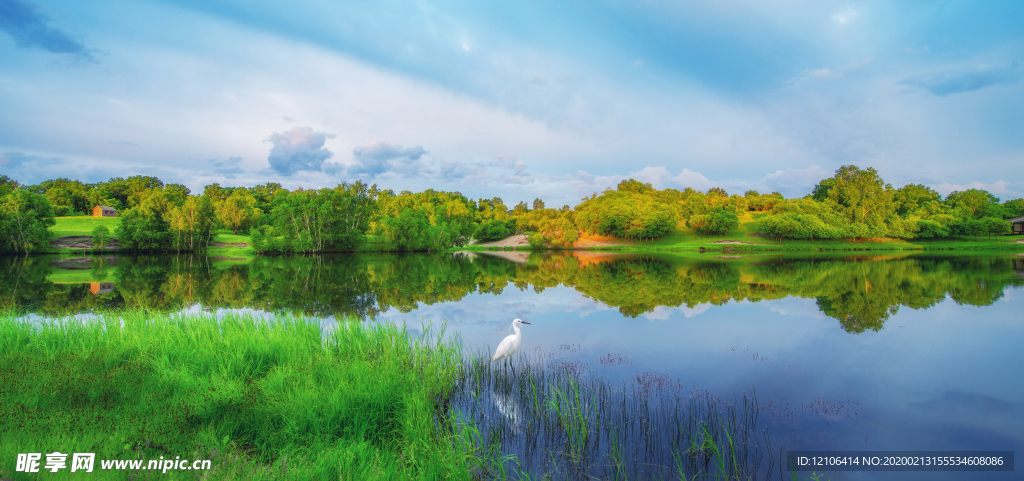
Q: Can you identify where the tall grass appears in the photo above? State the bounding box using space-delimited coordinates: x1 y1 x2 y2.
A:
0 311 485 480
452 351 777 480
1 311 788 480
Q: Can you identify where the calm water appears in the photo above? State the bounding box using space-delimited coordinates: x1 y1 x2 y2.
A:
3 251 1022 479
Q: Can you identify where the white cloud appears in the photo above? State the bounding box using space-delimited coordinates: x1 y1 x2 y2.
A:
933 180 1021 199
266 126 336 176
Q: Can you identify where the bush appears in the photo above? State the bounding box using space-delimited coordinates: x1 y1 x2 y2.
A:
915 219 950 239
687 208 739 236
527 233 547 249
472 219 514 242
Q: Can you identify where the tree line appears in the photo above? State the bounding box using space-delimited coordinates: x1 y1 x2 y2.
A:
0 165 1022 254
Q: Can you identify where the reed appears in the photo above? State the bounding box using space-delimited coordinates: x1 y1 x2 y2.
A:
451 351 778 480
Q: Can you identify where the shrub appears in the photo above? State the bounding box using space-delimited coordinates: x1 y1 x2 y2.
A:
687 208 739 236
472 219 514 242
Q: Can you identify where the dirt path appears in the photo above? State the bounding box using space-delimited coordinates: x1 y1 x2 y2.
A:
211 242 249 248
475 234 530 248
711 240 778 246
572 233 631 248
51 236 120 250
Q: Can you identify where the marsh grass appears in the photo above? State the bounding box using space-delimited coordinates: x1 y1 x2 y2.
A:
452 352 778 480
0 311 488 480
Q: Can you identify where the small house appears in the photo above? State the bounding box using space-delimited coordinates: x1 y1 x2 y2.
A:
1010 216 1024 235
93 206 117 217
90 282 114 294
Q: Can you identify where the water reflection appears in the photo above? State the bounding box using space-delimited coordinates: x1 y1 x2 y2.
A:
4 251 1022 479
2 252 1021 334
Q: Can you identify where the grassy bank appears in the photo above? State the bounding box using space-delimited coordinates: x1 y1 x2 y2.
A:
51 216 122 239
0 311 484 480
46 216 256 256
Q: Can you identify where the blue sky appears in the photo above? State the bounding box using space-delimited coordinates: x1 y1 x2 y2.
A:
1 0 1022 206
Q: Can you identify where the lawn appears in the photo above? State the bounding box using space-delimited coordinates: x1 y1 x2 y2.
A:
51 215 121 238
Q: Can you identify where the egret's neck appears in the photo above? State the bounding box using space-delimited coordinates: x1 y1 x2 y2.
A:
512 324 521 337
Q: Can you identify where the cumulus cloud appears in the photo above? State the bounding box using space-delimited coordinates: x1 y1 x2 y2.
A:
266 126 336 176
900 62 1021 96
348 141 427 177
0 0 93 60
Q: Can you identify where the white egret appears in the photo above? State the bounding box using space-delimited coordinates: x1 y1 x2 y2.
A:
492 318 531 361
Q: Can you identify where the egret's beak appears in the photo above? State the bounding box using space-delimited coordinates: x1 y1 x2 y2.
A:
521 321 531 325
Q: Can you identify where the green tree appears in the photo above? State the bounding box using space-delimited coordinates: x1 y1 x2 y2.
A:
91 225 111 249
1003 198 1024 218
894 184 941 216
0 175 19 196
981 217 1010 239
574 189 674 241
915 219 950 239
0 190 56 254
616 178 655 195
373 189 475 251
379 208 430 250
253 184 377 253
812 165 898 237
473 219 515 242
476 197 510 222
957 218 986 241
166 196 216 251
248 182 288 216
29 178 79 215
103 175 165 209
216 190 262 234
116 209 170 251
511 201 529 216
706 187 728 198
946 189 1000 219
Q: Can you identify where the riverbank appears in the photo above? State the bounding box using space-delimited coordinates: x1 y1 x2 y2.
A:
42 215 1023 256
0 311 485 480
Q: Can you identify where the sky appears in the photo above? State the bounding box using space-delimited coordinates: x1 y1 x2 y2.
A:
1 0 1022 207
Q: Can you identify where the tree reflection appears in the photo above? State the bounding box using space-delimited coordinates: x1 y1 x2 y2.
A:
4 251 1021 334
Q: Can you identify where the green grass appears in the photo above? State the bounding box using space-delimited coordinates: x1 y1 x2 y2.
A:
356 235 392 252
47 268 116 284
51 216 121 239
0 311 488 480
209 231 255 259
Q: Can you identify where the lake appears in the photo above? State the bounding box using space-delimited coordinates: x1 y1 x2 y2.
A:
4 251 1022 479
